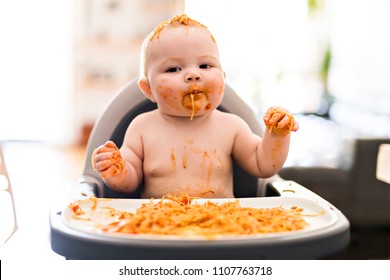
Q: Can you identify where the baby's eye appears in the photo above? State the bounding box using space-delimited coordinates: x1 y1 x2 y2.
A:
199 64 211 69
166 67 181 73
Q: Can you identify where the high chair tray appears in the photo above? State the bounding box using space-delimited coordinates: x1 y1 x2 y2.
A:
62 196 338 242
50 181 349 259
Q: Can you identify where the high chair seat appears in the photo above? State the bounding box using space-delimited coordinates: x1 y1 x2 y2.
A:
50 78 350 259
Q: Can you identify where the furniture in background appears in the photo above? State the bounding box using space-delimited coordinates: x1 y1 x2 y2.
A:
279 108 390 260
280 138 390 228
376 144 390 184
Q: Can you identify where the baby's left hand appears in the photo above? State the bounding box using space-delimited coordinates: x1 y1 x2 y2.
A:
263 107 299 136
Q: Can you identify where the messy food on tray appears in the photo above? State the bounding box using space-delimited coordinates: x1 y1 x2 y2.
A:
67 194 323 239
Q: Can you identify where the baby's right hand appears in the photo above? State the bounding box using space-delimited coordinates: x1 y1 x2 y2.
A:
92 141 125 179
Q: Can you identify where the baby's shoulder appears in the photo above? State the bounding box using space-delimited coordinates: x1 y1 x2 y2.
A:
128 110 158 128
215 110 248 125
213 110 253 135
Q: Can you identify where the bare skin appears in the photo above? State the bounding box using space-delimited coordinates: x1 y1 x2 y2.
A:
92 15 299 198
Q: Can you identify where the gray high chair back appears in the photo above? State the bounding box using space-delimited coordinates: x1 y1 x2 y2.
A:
50 78 350 259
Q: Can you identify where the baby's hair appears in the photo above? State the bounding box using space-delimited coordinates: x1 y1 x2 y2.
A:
149 14 208 41
139 14 216 80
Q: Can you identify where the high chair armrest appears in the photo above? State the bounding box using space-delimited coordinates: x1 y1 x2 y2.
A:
65 181 99 201
272 180 332 203
50 179 100 214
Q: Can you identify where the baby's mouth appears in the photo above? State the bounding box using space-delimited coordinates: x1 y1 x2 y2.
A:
182 90 207 120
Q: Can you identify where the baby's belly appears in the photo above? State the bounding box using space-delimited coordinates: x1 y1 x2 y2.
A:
142 148 234 198
141 171 234 199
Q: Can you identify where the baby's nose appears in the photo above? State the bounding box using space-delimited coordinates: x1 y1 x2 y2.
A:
185 72 201 82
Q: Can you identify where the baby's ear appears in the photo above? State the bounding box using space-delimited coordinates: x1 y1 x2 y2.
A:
138 79 156 102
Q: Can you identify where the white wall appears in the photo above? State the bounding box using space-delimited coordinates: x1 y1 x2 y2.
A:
73 0 184 143
186 0 390 115
329 0 390 100
0 0 74 145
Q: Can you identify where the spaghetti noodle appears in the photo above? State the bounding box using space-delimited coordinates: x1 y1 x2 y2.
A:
190 93 195 120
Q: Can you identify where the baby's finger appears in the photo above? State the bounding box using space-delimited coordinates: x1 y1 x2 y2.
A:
95 159 115 173
263 111 272 122
277 114 291 128
94 150 115 161
95 146 115 155
92 149 114 170
292 119 299 131
95 146 116 157
104 141 119 149
269 111 285 125
100 165 119 179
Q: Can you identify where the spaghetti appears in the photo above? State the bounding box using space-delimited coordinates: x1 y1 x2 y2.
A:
190 93 195 120
69 194 311 238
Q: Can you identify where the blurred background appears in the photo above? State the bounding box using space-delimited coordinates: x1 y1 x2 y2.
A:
0 0 389 260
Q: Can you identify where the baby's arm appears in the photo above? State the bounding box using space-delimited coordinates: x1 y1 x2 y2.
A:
232 107 298 178
92 131 143 193
260 107 299 175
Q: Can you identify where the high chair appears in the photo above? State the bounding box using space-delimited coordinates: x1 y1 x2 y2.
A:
50 78 350 259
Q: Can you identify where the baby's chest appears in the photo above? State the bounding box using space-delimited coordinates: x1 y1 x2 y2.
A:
143 138 232 176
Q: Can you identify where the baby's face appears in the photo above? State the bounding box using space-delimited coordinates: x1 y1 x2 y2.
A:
141 26 225 119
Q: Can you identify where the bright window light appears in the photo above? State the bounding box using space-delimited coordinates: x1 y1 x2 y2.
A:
185 0 313 114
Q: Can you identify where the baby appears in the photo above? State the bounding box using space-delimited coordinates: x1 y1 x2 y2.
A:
92 14 299 198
